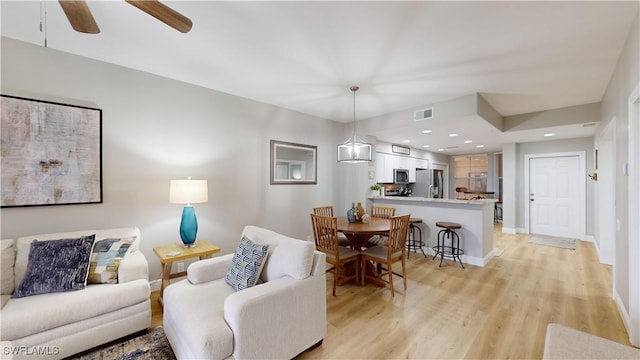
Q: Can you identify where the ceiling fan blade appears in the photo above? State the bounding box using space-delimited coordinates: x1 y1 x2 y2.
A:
58 0 100 34
125 0 192 33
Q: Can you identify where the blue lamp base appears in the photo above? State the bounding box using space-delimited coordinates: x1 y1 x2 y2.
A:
179 205 198 247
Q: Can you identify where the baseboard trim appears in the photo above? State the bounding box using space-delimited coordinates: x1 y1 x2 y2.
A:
584 236 610 265
614 288 632 339
502 227 517 234
417 247 497 268
461 249 497 268
149 279 161 292
482 247 499 266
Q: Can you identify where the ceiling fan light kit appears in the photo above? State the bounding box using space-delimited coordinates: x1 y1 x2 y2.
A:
58 0 192 35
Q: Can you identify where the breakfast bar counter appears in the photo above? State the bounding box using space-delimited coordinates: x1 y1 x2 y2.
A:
368 196 498 267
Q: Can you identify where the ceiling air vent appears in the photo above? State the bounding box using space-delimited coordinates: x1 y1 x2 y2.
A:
413 107 434 122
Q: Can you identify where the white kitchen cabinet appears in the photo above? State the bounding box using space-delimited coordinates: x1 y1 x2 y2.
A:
375 153 394 183
376 153 430 183
408 158 429 182
416 159 430 170
408 158 418 182
374 153 385 182
397 156 411 171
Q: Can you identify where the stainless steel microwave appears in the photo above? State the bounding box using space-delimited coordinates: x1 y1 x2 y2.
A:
394 168 410 184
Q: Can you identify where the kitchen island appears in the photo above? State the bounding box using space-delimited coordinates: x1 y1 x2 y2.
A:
368 196 498 267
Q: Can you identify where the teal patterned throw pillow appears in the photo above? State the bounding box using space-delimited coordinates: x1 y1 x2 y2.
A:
88 237 134 284
225 236 269 291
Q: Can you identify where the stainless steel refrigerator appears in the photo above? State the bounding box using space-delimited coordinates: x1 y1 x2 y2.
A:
413 169 445 198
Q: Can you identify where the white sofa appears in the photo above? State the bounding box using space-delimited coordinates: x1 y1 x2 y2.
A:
0 227 151 359
163 225 327 360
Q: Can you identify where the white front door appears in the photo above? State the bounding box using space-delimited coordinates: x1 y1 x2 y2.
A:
528 155 583 238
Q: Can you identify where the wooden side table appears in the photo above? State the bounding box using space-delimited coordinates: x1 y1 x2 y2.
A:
153 240 220 305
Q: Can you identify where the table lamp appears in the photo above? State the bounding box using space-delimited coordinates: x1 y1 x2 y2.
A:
170 177 208 247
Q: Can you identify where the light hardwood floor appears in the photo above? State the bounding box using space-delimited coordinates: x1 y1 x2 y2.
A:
151 225 631 359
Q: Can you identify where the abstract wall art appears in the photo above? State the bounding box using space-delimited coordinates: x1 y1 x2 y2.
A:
1 95 102 207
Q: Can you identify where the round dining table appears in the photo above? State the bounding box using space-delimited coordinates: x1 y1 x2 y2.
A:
336 216 391 249
336 216 391 287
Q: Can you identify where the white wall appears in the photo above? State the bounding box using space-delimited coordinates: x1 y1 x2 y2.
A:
596 10 640 345
514 137 595 234
0 37 345 282
502 143 517 233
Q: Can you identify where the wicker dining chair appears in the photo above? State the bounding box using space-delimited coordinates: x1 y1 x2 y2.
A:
310 214 360 296
360 214 410 297
313 205 350 247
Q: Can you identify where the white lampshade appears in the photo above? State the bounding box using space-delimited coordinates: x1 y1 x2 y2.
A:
170 179 208 205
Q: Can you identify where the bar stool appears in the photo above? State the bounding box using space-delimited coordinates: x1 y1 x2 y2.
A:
432 221 464 268
494 201 503 223
406 218 426 258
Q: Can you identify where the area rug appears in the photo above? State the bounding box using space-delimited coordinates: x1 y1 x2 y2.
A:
70 327 175 360
529 235 576 249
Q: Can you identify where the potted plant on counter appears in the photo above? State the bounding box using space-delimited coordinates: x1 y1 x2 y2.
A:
369 183 382 197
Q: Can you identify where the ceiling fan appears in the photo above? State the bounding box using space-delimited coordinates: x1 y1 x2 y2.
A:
58 0 192 34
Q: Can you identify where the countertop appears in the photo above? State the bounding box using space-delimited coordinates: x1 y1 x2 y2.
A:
369 195 498 267
369 196 496 205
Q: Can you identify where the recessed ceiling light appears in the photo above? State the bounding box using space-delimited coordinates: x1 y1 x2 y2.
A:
464 140 473 144
421 129 432 134
476 145 484 148
449 133 459 137
544 133 556 137
402 140 410 143
438 148 444 152
422 145 430 148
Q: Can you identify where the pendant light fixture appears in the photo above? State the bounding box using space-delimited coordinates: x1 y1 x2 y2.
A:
337 86 372 163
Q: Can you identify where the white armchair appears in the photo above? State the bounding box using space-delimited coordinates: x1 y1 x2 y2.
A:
163 226 327 360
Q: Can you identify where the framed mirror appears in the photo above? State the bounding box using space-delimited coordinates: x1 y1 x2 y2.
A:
270 140 317 185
